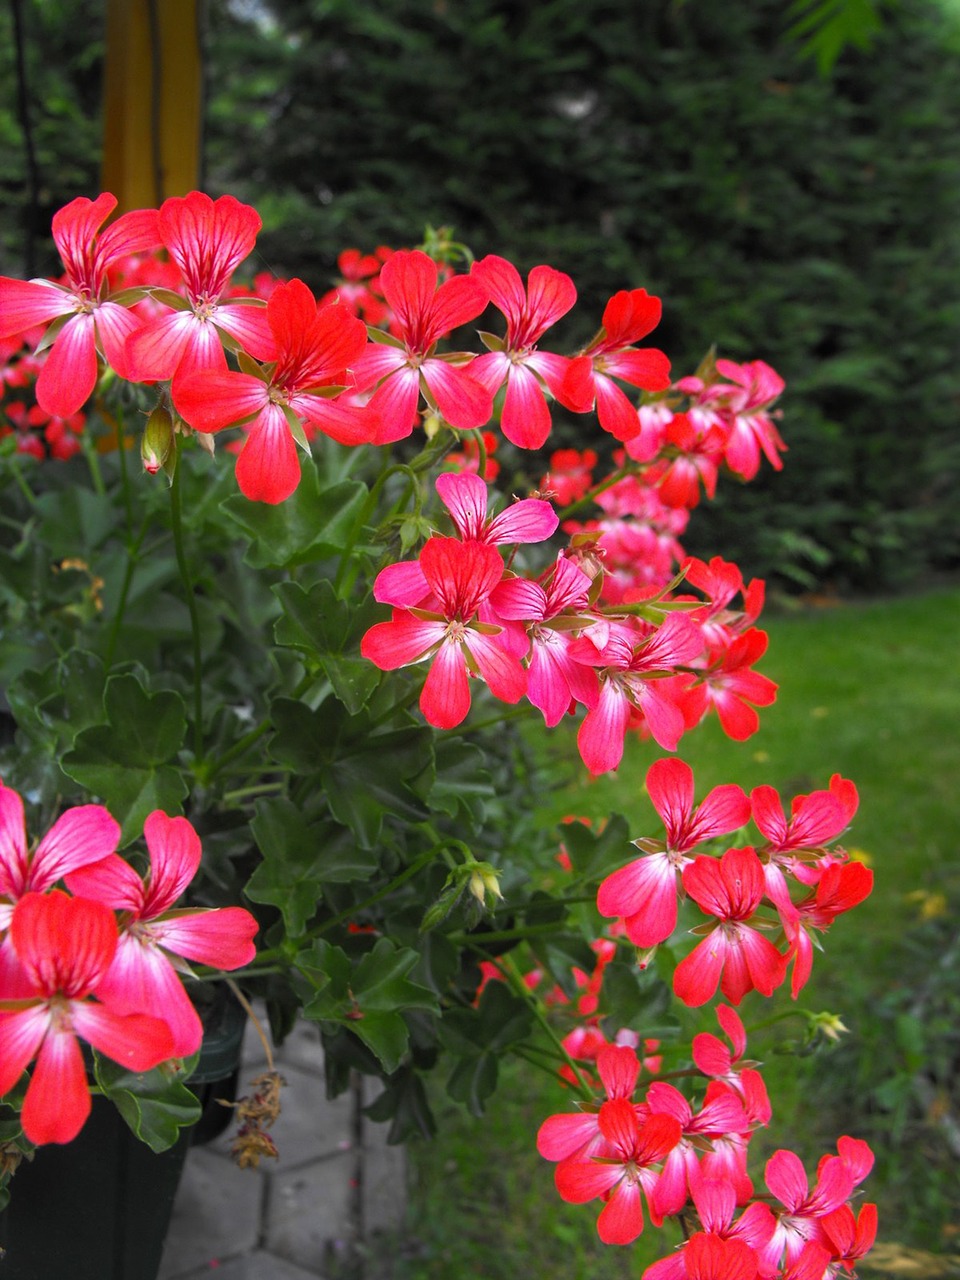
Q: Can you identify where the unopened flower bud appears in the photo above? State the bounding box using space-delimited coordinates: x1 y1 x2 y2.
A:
468 863 504 906
142 406 175 476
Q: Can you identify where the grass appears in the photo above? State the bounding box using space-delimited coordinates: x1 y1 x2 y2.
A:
386 585 960 1277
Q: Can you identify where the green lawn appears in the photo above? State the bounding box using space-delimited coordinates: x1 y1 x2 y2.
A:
389 586 960 1277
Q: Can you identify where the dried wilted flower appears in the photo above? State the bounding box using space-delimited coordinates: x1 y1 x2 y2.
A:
227 1070 285 1169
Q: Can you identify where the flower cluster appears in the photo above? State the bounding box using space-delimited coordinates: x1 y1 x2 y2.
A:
598 758 870 1004
537 1034 877 1276
0 785 257 1145
0 189 877 1273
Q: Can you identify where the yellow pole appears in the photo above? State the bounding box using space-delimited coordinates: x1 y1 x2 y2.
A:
101 0 203 211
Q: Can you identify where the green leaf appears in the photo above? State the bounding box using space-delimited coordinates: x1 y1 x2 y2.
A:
60 674 188 843
429 739 494 825
94 1056 202 1153
559 813 632 883
349 1010 410 1074
351 938 439 1014
446 1050 498 1116
322 730 432 848
364 1070 437 1143
222 463 367 569
273 580 381 714
245 798 330 935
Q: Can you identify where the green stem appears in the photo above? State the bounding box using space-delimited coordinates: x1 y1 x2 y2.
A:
6 456 38 508
104 516 149 669
170 440 205 765
312 843 443 936
203 672 314 783
81 423 106 498
222 781 288 805
491 952 594 1102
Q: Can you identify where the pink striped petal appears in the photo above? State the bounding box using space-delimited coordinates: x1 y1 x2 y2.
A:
126 310 198 382
421 359 493 430
368 365 421 443
292 394 380 446
234 406 300 504
673 931 726 1008
32 804 121 890
420 641 471 729
94 935 202 1056
151 907 258 970
373 561 431 607
215 301 276 361
435 471 488 539
500 363 552 449
577 679 631 775
0 1004 49 1097
0 786 27 897
140 811 202 915
175 370 268 432
597 852 678 947
485 496 558 545
536 1111 600 1162
555 1155 623 1204
597 1175 645 1245
94 300 144 380
66 853 144 912
36 313 98 417
0 277 72 337
463 631 527 704
71 1000 175 1072
96 207 161 263
361 613 444 669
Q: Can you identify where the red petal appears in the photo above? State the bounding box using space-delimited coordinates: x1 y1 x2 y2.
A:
21 1024 90 1144
234 406 300 504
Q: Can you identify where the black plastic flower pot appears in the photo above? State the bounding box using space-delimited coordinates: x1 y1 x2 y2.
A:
0 987 247 1280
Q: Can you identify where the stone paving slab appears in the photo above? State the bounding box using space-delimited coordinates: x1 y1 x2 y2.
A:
158 1011 405 1280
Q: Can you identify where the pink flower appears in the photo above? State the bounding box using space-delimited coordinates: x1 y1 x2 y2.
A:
554 1101 682 1244
782 860 873 997
176 278 377 503
713 359 786 481
570 614 704 773
469 255 575 449
688 628 779 742
560 289 672 441
673 847 786 1007
597 758 751 948
65 811 258 1057
126 191 274 400
0 890 175 1144
361 537 527 729
0 193 160 416
0 784 121 935
759 1140 872 1274
353 250 492 442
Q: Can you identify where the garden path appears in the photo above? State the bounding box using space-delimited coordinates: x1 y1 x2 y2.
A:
158 1012 404 1280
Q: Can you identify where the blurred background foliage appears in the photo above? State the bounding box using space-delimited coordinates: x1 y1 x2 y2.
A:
1 0 959 593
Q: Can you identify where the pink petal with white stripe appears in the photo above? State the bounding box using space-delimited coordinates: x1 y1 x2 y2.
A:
151 907 258 970
175 370 268 433
421 359 493 430
420 641 472 729
500 362 552 449
0 277 72 337
31 804 121 889
235 405 301 504
36 312 98 418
